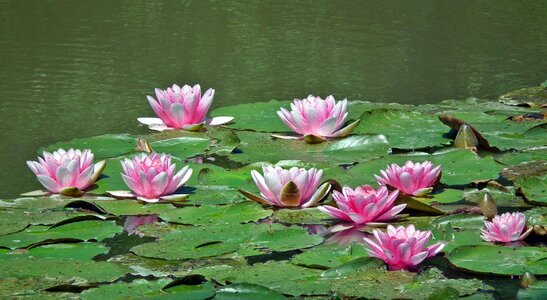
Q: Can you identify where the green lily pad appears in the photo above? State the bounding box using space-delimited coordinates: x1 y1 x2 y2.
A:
186 188 246 205
150 136 211 160
273 208 330 225
515 175 547 206
108 253 248 278
230 131 390 165
495 148 547 166
206 128 241 156
210 100 292 133
81 279 215 300
355 109 451 149
80 279 172 300
249 225 322 252
195 261 329 296
330 267 484 299
41 134 137 160
0 243 108 261
159 202 272 225
0 257 127 284
524 207 546 227
447 245 547 276
214 283 288 300
397 189 465 214
516 280 547 300
498 85 547 108
464 187 530 208
291 243 367 269
0 220 122 249
65 199 177 216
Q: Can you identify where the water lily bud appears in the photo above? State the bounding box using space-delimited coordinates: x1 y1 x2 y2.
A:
520 271 537 288
478 192 497 219
454 124 478 149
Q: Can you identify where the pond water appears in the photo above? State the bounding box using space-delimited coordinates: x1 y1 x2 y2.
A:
1 0 546 197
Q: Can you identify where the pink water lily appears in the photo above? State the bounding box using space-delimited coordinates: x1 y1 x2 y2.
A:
481 212 532 243
137 83 233 131
375 161 441 196
109 152 192 203
276 95 360 143
242 166 331 207
318 185 405 224
27 148 105 196
364 224 445 271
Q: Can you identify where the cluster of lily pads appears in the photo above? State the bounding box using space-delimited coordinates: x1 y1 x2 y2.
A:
2 82 546 298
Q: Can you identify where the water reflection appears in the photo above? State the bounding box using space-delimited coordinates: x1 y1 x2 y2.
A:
1 0 546 197
123 215 159 237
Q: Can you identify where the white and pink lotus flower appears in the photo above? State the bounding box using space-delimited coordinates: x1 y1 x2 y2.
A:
108 152 192 203
241 165 331 207
138 84 233 131
364 224 445 271
480 212 532 243
318 185 405 225
275 95 360 143
27 148 105 196
375 160 441 197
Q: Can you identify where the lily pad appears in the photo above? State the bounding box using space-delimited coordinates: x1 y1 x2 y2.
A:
195 261 329 296
355 109 451 149
447 245 547 276
108 253 248 278
0 220 122 249
516 280 547 300
41 134 137 160
65 199 177 216
159 202 273 225
150 136 211 160
214 283 288 300
291 243 367 269
515 175 547 206
464 188 530 208
230 131 390 165
0 257 128 284
273 207 330 225
0 243 108 261
498 85 547 108
210 100 292 133
80 279 172 300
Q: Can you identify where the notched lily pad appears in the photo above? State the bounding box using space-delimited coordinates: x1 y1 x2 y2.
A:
447 245 547 276
515 175 547 206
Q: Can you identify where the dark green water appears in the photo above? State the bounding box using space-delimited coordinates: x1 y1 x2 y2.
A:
1 0 546 197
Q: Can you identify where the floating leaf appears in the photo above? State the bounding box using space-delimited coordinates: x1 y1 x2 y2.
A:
0 243 108 261
516 280 547 300
210 100 292 132
273 208 329 225
355 109 451 149
41 134 137 160
0 220 122 249
159 202 272 225
291 243 367 269
447 245 547 276
214 283 288 300
0 257 128 285
515 175 547 206
150 136 210 160
498 85 547 108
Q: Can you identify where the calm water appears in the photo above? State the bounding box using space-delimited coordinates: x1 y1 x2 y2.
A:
1 0 546 197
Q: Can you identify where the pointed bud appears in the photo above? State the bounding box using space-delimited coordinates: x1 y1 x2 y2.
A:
454 124 478 149
520 271 537 288
280 181 301 207
136 137 152 153
478 192 498 219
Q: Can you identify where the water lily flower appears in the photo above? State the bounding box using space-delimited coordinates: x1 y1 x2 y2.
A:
480 212 532 243
137 84 233 131
108 152 192 203
124 215 159 237
318 185 405 224
27 148 105 196
241 166 331 207
275 95 360 143
364 224 445 271
375 161 441 196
